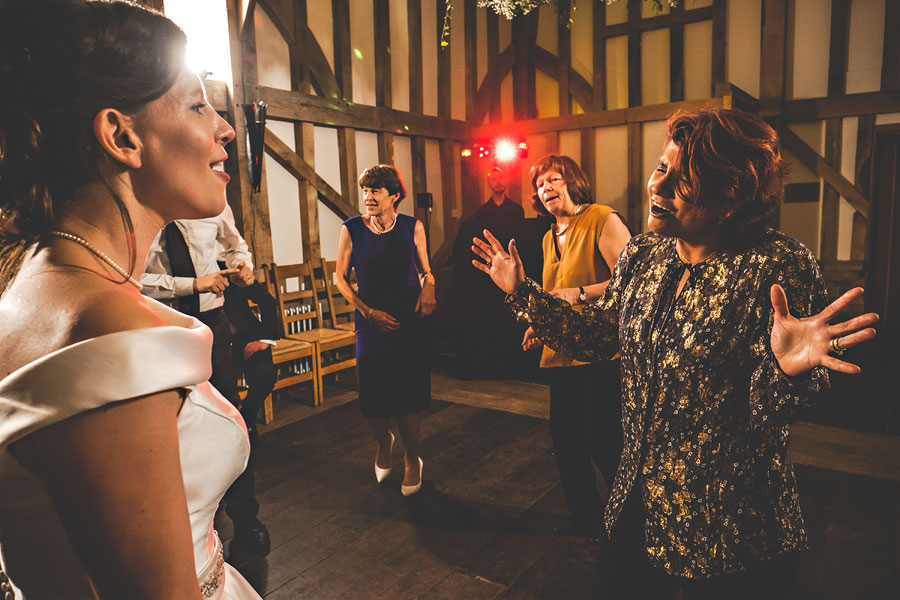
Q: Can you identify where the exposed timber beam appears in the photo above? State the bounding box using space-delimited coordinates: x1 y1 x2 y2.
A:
780 126 868 218
259 86 468 140
264 129 360 221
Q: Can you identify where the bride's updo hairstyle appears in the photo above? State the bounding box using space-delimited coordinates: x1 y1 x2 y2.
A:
0 0 186 291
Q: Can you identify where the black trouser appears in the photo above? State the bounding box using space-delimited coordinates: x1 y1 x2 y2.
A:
598 492 801 599
198 308 260 531
236 345 276 430
548 361 623 524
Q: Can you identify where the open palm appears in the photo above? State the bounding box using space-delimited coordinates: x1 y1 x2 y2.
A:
770 284 879 376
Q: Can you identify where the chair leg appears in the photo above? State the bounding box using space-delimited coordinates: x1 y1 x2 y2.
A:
263 393 274 424
313 346 324 407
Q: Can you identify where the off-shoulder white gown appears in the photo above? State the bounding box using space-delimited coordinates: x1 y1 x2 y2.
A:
0 298 261 599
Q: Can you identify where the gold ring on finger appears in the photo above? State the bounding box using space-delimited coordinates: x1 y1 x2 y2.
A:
830 337 845 355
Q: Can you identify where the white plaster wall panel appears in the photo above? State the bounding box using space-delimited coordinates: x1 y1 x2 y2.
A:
163 0 232 88
477 7 488 88
726 0 761 98
571 0 594 85
350 0 376 106
781 122 823 255
606 1 628 25
313 127 343 194
595 126 628 217
685 0 713 8
422 0 438 116
876 113 900 125
641 29 670 105
785 122 822 182
450 0 465 120
501 73 514 122
255 6 291 90
642 0 670 18
780 202 820 256
838 117 859 260
318 204 344 260
392 136 415 217
536 70 560 118
837 198 855 260
683 20 712 100
788 0 830 100
265 120 303 265
355 131 380 212
536 4 558 54
846 0 885 94
498 12 512 52
307 1 334 74
573 99 585 114
559 130 582 163
642 120 668 233
606 36 629 110
424 139 445 253
390 0 410 112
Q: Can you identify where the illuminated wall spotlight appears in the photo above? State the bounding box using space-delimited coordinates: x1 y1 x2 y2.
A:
461 147 472 158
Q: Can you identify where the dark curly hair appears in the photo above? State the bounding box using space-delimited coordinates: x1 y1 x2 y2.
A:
528 154 594 217
358 164 407 208
665 108 785 242
0 0 186 292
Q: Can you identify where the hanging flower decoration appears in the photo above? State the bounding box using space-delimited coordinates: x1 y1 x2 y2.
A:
440 0 679 49
475 0 552 20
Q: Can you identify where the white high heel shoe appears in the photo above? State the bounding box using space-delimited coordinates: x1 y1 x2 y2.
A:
374 431 394 483
401 457 424 497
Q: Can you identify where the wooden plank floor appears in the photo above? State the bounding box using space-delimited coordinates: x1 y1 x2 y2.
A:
220 372 899 599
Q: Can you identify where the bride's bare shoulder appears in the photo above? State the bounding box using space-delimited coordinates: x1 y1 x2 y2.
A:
0 268 164 377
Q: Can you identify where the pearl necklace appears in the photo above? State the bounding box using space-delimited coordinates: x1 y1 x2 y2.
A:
47 231 143 290
370 215 397 235
554 204 586 236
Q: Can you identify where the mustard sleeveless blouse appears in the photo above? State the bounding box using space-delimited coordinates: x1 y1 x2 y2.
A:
540 203 618 368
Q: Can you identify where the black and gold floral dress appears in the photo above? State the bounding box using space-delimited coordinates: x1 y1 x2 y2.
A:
507 228 829 579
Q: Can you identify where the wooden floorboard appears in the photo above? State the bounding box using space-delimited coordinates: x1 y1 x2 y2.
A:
219 371 898 599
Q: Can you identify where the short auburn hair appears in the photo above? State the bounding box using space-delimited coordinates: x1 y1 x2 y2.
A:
358 164 407 208
665 108 785 241
528 155 594 217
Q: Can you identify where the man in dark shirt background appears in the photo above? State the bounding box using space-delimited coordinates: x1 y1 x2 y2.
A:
472 167 524 222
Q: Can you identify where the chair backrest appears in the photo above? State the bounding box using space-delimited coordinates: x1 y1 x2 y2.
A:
269 262 324 336
318 258 357 329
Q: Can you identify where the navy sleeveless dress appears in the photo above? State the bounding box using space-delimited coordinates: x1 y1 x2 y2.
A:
344 214 431 418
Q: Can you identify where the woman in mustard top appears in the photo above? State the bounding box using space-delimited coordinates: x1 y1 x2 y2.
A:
522 155 632 536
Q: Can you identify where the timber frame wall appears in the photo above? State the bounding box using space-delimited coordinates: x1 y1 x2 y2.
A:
213 0 898 292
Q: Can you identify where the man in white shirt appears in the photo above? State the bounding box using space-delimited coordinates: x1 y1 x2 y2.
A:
142 204 270 562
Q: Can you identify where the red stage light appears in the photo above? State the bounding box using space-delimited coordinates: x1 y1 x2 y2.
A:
495 139 517 162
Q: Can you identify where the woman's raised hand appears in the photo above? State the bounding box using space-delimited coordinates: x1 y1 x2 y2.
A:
769 285 878 376
471 229 526 295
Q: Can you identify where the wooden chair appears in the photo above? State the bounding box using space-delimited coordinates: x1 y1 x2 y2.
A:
235 266 318 423
319 258 357 331
270 262 357 406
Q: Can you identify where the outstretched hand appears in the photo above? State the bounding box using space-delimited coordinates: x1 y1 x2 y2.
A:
471 229 526 295
770 285 878 376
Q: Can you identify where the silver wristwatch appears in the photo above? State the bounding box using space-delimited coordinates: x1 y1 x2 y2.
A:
578 286 587 304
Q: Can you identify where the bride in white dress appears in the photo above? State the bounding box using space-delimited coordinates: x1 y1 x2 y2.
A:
0 1 262 598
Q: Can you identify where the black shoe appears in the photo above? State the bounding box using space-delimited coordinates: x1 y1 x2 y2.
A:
553 517 605 541
229 521 271 563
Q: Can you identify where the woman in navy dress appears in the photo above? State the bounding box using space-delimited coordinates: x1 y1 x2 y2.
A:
335 165 436 496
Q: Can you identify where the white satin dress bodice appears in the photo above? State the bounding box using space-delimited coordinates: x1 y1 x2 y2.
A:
0 299 261 599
